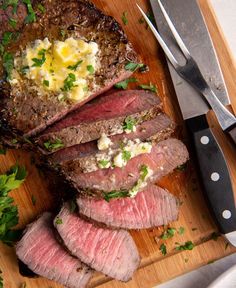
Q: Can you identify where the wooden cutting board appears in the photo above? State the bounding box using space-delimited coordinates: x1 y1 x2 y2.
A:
1 0 236 287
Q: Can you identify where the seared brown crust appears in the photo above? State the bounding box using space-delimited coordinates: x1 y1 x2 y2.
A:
0 0 138 140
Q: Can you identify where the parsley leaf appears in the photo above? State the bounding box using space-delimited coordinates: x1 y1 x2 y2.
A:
125 62 144 72
32 49 46 67
161 228 176 240
122 150 131 162
178 226 185 235
159 243 167 255
43 79 49 87
67 60 83 71
103 190 129 202
121 11 128 25
1 0 18 13
123 117 137 132
139 83 158 93
43 139 64 151
37 3 45 13
140 165 148 181
61 73 76 92
2 32 13 46
9 18 17 28
23 0 36 23
114 78 138 90
3 52 14 80
87 65 95 74
175 241 195 251
55 217 63 225
98 159 110 168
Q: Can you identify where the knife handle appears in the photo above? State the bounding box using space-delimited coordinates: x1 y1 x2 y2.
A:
186 114 236 234
227 125 236 146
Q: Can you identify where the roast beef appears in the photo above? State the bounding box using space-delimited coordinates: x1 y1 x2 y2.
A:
60 138 189 198
36 90 163 153
0 0 138 141
16 212 92 288
54 204 140 282
49 113 175 167
77 184 179 229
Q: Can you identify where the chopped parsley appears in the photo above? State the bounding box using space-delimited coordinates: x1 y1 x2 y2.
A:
1 0 18 14
178 226 185 235
114 78 138 90
3 52 14 80
69 199 77 213
61 73 77 92
0 164 27 246
98 159 110 168
177 163 187 171
23 0 36 23
87 65 95 74
122 150 131 162
125 62 144 72
60 29 66 39
67 60 83 71
0 148 6 155
140 164 148 181
0 270 2 288
159 243 167 255
37 3 45 13
139 83 158 93
31 195 36 206
9 18 17 28
0 44 4 56
2 32 13 46
32 49 46 67
43 139 64 151
160 227 176 240
55 217 63 225
175 241 195 251
121 11 128 25
103 190 129 202
123 117 137 132
43 79 49 87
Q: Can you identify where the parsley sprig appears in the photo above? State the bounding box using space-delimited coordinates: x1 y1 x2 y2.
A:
67 60 83 71
114 78 138 90
123 117 137 132
23 0 36 23
32 49 46 67
43 139 64 151
125 62 144 72
61 73 77 92
2 52 14 80
103 190 129 202
1 0 18 14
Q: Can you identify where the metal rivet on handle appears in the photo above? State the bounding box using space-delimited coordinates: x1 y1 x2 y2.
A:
211 172 220 182
222 210 232 219
200 136 210 145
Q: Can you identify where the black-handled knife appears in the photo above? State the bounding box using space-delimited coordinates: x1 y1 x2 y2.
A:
186 114 236 237
148 0 236 246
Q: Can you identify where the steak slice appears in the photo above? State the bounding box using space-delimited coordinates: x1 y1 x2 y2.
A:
16 212 92 288
77 185 179 229
49 113 175 167
61 138 189 198
36 90 162 153
0 0 138 140
54 205 140 282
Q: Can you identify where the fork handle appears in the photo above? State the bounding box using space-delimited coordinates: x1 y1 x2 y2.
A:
186 114 236 235
227 125 236 146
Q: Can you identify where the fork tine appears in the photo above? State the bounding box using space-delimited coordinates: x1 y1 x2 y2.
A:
136 4 179 69
158 0 190 58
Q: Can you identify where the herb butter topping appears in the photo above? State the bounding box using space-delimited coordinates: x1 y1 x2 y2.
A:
13 37 99 101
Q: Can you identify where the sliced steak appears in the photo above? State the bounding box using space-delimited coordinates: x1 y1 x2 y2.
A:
54 204 140 282
16 212 92 288
0 0 138 140
77 184 179 229
61 138 189 198
49 113 175 167
36 90 163 153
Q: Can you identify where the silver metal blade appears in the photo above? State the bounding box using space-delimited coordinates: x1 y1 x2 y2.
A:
150 0 230 120
225 231 236 247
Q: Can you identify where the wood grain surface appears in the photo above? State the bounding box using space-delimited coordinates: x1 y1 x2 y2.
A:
0 0 236 288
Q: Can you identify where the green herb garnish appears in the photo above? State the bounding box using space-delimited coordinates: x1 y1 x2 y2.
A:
2 32 13 46
23 0 36 23
123 117 137 132
0 270 3 288
67 60 83 71
32 49 46 67
98 159 110 168
140 164 148 181
161 228 176 240
9 18 17 28
60 29 66 39
125 62 144 72
31 195 36 206
87 65 95 74
178 227 185 235
159 243 167 255
61 73 76 92
139 83 158 93
0 164 27 246
0 148 6 155
122 150 131 162
37 3 45 13
55 217 63 225
69 199 77 213
103 190 129 202
121 11 128 25
211 232 220 241
1 0 18 13
177 163 187 171
175 241 195 251
43 79 49 87
43 139 64 151
3 52 14 80
114 78 138 90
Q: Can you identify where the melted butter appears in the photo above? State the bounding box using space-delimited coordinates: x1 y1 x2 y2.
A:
14 37 99 101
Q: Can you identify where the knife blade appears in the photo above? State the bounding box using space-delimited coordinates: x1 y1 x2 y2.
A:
149 0 236 246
